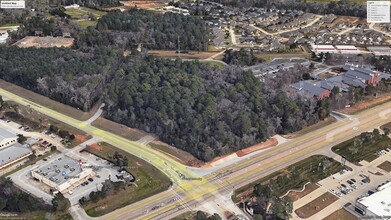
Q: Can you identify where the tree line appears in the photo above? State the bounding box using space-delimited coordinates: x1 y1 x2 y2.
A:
74 9 209 51
0 46 122 111
102 56 328 161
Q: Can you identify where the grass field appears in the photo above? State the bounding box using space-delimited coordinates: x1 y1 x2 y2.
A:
78 20 98 29
378 161 391 172
149 142 202 166
232 155 341 203
332 132 391 163
322 208 358 220
0 79 101 121
295 192 338 218
65 7 106 20
200 60 226 68
284 117 336 139
82 142 171 216
255 51 311 62
91 117 146 141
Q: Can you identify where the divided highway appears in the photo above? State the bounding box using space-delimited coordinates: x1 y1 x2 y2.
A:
2 86 391 220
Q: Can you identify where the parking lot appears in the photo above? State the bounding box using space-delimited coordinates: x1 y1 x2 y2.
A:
293 148 391 219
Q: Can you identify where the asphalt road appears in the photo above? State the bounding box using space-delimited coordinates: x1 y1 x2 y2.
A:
2 87 391 220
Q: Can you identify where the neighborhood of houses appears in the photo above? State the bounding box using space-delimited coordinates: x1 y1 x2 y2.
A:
290 64 390 100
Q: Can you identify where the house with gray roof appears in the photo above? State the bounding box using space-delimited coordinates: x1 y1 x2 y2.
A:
291 80 331 99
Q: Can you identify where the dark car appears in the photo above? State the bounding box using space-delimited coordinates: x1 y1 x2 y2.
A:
347 180 353 185
88 178 94 182
351 178 356 183
341 184 347 188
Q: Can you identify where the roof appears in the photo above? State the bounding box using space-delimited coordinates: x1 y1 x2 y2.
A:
342 75 366 88
32 155 83 185
335 45 358 50
0 128 16 141
0 143 31 167
291 81 328 97
358 182 391 217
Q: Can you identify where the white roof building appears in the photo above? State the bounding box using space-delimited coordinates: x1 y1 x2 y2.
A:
310 44 338 54
357 181 391 217
335 45 361 54
0 128 17 149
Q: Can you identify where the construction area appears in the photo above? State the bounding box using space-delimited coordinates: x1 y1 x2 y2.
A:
13 36 74 48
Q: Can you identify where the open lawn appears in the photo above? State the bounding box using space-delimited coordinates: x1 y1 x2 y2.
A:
378 160 391 172
78 20 97 29
82 142 171 216
341 92 391 115
0 79 101 121
284 117 336 139
255 51 311 62
232 155 341 203
91 116 146 141
65 7 106 20
146 50 221 59
322 208 358 220
295 192 338 218
331 131 391 163
149 142 202 166
200 60 226 68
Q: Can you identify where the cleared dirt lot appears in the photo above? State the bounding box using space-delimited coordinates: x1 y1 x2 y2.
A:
13 36 74 48
322 208 358 220
295 192 339 218
378 160 391 172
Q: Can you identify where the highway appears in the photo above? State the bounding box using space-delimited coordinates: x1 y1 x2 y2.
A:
2 86 391 220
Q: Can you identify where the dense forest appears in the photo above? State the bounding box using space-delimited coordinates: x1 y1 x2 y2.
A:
223 49 258 66
0 177 50 213
211 0 366 17
74 9 209 51
103 57 328 161
0 46 122 111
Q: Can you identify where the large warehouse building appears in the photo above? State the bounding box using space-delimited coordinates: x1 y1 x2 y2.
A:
32 156 95 193
356 181 391 217
0 128 18 148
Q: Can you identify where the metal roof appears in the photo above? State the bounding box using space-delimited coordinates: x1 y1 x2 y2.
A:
0 143 31 167
0 128 16 142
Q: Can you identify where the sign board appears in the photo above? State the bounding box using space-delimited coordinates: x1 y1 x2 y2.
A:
0 1 25 8
367 1 391 23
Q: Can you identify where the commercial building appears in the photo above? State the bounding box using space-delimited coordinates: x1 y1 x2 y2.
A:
290 80 331 99
0 128 18 149
367 46 391 56
32 156 95 193
0 143 32 170
335 45 360 54
310 44 338 54
356 181 391 217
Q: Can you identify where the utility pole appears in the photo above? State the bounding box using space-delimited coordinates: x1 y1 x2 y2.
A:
178 36 181 59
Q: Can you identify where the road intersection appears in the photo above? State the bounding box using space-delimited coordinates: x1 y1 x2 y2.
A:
2 86 391 219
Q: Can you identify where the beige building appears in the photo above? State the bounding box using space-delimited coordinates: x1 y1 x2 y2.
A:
32 156 95 193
